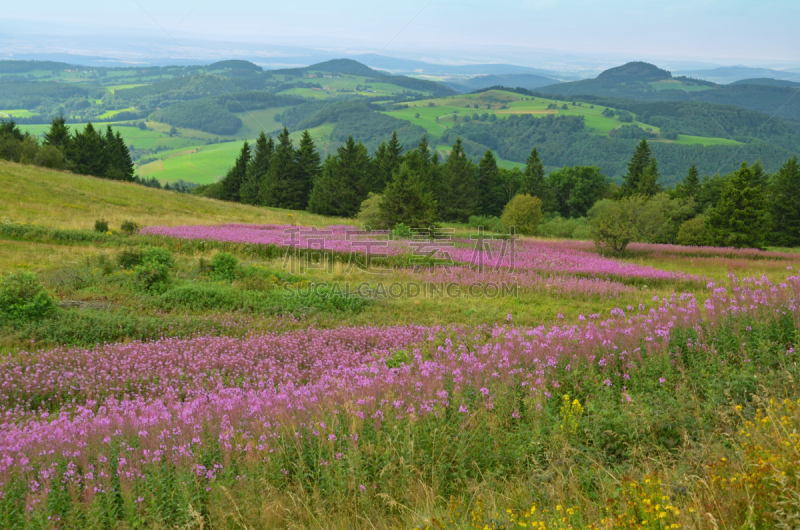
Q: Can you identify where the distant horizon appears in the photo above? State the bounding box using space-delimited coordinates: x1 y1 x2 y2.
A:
2 0 800 74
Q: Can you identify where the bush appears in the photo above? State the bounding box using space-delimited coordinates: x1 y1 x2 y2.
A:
120 220 139 235
117 248 143 270
141 246 175 268
500 194 543 236
0 271 57 322
134 263 171 293
467 215 504 233
539 215 590 239
94 219 109 233
676 215 709 246
392 223 412 239
210 252 238 282
357 192 388 230
33 145 69 170
588 196 648 252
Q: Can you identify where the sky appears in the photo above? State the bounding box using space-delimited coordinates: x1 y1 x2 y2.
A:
2 0 799 67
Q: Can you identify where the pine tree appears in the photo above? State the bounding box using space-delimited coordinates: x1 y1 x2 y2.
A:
292 130 321 210
106 130 134 181
437 138 477 222
259 128 295 208
706 162 769 249
680 164 700 199
67 122 106 177
379 164 437 229
307 136 371 217
43 115 71 150
221 141 250 202
621 138 660 197
477 150 502 216
769 157 800 247
371 131 404 193
404 135 437 195
240 132 273 205
521 148 546 198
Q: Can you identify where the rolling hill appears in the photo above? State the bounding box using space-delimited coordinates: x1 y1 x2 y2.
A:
444 74 558 93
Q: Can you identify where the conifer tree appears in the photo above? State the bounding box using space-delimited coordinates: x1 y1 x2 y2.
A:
477 149 502 216
706 162 769 249
240 132 273 205
769 157 800 247
308 136 370 217
521 148 546 198
680 164 700 199
437 138 477 222
106 129 134 181
621 138 661 197
221 141 250 202
259 128 295 208
293 130 321 210
67 122 106 177
372 131 404 192
43 115 71 150
404 135 437 195
379 164 437 229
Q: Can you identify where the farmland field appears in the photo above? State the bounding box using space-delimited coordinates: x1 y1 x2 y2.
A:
2 161 800 528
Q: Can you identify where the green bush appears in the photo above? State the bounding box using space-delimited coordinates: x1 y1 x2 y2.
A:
134 263 171 293
588 196 648 252
392 223 412 239
120 220 139 235
94 219 109 233
539 215 590 239
500 194 543 236
141 246 175 268
676 215 709 246
210 252 238 282
117 248 143 270
0 271 57 322
467 215 504 233
357 192 387 230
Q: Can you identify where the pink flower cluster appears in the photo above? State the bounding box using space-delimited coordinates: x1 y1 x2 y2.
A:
0 274 797 496
142 224 694 281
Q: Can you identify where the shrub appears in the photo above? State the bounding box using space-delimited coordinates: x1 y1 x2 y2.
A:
0 271 57 322
539 215 589 239
117 248 143 269
676 215 709 246
467 215 504 233
134 263 171 293
357 192 387 230
141 246 175 268
120 220 139 235
500 194 543 236
210 252 238 282
588 196 648 252
94 219 109 233
33 145 69 170
392 223 412 239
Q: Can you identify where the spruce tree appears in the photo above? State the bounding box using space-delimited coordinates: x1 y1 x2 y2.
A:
521 148 546 198
240 132 273 205
307 136 370 217
221 141 250 202
706 162 769 249
477 149 502 216
621 138 660 197
404 135 437 195
293 130 321 210
769 157 800 247
43 115 71 150
437 138 477 222
67 122 106 177
372 131 404 192
259 128 295 208
680 164 700 199
379 164 437 229
108 131 134 181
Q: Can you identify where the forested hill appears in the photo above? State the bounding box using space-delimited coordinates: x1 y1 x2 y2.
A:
540 61 800 120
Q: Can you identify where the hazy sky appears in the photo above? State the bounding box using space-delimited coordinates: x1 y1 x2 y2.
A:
3 0 799 65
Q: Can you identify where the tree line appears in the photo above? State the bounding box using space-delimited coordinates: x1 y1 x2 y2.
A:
0 117 135 181
206 128 800 250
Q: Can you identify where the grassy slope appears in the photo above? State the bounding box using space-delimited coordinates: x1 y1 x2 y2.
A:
384 89 742 148
0 160 347 229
